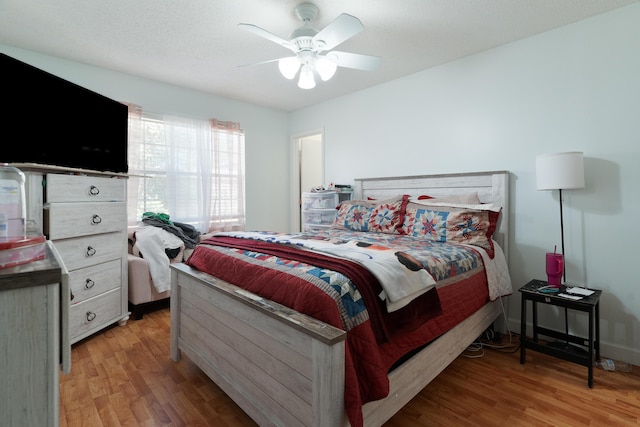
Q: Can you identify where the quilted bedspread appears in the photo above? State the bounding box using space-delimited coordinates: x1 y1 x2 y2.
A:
186 229 512 427
213 230 439 312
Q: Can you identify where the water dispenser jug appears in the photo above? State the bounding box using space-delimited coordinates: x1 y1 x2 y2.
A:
0 164 27 238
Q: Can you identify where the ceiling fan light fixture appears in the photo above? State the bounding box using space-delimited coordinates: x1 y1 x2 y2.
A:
239 3 379 90
315 55 337 81
278 57 301 79
298 64 316 89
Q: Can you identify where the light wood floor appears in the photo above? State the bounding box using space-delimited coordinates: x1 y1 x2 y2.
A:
60 307 640 426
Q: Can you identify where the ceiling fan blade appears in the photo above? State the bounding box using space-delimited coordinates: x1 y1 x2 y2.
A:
237 57 289 69
313 13 364 51
238 23 298 53
329 51 380 71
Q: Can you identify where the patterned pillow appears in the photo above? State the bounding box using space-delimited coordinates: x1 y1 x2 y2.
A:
398 201 501 257
446 208 500 256
333 195 408 233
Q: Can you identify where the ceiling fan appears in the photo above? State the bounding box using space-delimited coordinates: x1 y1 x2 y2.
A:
238 3 380 89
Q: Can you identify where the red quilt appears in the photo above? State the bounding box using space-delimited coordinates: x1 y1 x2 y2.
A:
186 231 491 427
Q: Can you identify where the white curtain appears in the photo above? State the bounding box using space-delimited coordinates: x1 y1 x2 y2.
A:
163 114 211 232
126 103 143 226
209 119 245 232
163 115 245 233
125 106 245 233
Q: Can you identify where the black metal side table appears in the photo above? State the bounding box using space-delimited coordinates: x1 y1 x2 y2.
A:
519 279 602 387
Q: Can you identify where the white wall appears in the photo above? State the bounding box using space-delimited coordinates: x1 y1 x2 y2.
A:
0 45 291 232
289 4 640 365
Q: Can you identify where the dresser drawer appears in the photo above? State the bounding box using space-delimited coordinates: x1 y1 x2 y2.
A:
302 192 339 209
302 209 337 226
69 288 122 340
69 259 122 305
46 202 126 239
52 231 125 271
46 174 126 203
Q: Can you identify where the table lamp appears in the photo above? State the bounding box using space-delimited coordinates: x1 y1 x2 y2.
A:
536 151 585 284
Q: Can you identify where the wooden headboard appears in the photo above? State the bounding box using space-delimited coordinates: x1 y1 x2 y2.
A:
353 170 510 261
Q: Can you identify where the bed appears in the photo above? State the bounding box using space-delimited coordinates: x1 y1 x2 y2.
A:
170 170 511 427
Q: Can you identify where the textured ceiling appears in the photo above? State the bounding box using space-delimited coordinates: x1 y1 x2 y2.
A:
1 0 637 111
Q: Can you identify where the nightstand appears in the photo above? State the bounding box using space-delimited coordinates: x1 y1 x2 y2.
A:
519 279 602 387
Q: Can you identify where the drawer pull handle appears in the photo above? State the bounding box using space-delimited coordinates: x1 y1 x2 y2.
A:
91 214 102 225
86 246 96 257
86 311 97 322
85 279 95 289
89 185 100 196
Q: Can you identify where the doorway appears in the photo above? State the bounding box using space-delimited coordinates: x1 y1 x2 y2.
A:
291 130 324 231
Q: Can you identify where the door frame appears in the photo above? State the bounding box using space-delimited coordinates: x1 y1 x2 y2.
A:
290 128 324 232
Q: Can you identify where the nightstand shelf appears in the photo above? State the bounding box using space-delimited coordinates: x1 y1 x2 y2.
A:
519 279 602 387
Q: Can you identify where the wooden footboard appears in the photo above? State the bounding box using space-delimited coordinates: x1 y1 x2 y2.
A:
170 263 347 427
170 263 502 427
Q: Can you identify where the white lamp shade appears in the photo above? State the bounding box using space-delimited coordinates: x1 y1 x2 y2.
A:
536 151 585 190
278 57 301 80
298 64 316 89
315 56 337 81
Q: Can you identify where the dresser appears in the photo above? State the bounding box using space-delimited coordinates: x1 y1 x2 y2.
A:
18 164 130 344
0 242 69 427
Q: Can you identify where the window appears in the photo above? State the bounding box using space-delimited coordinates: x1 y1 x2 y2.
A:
127 105 245 233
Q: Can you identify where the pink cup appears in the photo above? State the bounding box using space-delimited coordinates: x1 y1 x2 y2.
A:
546 253 564 287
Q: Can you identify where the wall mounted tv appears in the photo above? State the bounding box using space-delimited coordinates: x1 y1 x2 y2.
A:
1 53 128 174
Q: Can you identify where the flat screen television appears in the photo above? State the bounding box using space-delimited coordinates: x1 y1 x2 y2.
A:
1 53 128 173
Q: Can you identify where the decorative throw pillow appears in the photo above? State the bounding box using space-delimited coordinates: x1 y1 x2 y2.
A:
333 195 408 233
444 208 500 257
400 207 448 240
397 201 501 258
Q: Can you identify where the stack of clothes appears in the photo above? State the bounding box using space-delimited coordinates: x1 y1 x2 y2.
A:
130 212 201 292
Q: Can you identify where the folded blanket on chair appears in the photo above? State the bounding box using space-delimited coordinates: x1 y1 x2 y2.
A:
141 216 200 248
133 225 184 292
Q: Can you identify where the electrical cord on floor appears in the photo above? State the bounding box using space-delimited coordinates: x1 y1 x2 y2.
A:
463 296 521 358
